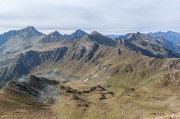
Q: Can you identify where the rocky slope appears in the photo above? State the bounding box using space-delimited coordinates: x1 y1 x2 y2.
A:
5 75 60 103
0 75 59 119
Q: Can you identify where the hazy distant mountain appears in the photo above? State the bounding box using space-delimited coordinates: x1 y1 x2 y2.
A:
149 31 180 43
145 34 180 53
116 32 180 58
106 35 120 40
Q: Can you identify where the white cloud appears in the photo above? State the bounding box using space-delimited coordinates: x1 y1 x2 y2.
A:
0 0 180 34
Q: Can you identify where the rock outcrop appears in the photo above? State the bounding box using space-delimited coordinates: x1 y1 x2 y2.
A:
5 75 60 104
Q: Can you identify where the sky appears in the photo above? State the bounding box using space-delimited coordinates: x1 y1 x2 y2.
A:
0 0 180 35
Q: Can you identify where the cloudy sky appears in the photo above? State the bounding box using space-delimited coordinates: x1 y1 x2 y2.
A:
0 0 180 35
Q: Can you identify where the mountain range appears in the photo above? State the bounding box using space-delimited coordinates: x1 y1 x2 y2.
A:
0 27 179 87
0 26 179 119
108 31 180 54
149 31 180 43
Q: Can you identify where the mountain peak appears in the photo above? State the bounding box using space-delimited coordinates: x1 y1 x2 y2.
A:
71 29 87 39
80 31 116 47
136 32 141 35
91 31 102 36
123 32 142 40
27 26 35 29
20 26 37 33
22 26 36 31
19 26 44 37
75 29 84 32
49 31 61 36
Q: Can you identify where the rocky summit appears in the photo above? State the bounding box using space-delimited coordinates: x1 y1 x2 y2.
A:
0 26 179 119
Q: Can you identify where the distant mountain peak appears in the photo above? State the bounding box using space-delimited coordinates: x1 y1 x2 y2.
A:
80 31 116 47
136 32 141 35
122 32 143 41
22 26 36 32
18 26 44 37
91 31 102 36
71 29 87 39
49 31 61 36
27 26 35 29
75 29 84 32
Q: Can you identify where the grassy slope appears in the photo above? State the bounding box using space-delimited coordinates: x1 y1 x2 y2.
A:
52 80 180 119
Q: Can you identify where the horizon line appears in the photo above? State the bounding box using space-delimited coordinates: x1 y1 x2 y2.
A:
0 26 179 35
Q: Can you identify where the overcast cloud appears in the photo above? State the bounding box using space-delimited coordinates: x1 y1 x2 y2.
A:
0 0 180 34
